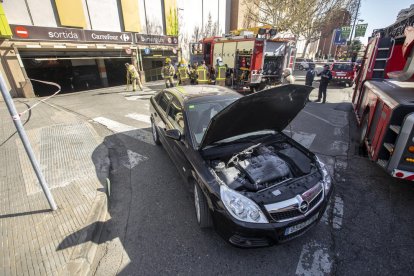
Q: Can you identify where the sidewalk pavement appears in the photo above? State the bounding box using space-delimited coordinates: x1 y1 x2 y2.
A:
0 98 110 275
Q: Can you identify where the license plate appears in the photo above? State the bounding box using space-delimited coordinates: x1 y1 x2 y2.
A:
284 213 319 236
337 72 346 76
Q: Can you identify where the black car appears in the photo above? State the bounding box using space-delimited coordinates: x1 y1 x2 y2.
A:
150 84 333 247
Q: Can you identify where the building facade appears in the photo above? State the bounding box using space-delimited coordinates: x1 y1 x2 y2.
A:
0 0 230 98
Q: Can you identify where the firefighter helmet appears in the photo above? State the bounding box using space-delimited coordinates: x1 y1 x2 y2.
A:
165 58 171 64
125 63 130 67
180 58 187 64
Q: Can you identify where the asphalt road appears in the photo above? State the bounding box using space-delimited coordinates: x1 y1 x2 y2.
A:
39 79 414 275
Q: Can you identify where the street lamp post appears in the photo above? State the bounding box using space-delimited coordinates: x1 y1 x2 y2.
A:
349 0 362 41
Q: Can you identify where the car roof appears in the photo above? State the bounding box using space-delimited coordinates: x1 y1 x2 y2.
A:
164 85 241 104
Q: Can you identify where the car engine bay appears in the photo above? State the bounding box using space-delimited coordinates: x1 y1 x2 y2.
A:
209 142 316 192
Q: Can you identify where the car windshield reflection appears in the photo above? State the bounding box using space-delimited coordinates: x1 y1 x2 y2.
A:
186 99 237 147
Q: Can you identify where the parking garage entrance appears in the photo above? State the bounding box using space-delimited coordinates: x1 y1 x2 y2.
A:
20 49 133 97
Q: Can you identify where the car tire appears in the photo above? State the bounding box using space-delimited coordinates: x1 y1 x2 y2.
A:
194 183 213 228
151 119 161 145
299 65 304 71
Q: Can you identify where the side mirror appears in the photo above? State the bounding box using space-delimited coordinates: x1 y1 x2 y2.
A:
165 129 181 141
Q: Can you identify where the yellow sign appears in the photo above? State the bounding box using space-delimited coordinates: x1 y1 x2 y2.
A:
55 0 87 28
0 4 12 38
121 0 141 32
164 0 178 36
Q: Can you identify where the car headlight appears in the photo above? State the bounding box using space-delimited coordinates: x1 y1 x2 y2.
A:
316 158 333 193
220 185 268 224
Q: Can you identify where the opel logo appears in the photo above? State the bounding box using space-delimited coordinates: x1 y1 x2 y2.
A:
299 201 309 213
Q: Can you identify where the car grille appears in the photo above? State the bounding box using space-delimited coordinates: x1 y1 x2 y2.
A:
267 184 324 222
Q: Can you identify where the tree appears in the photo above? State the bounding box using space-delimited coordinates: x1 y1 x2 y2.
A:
243 0 296 32
243 0 359 57
203 13 220 38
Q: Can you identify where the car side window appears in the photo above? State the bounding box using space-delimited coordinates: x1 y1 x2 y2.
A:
153 92 162 103
158 92 172 112
167 96 184 131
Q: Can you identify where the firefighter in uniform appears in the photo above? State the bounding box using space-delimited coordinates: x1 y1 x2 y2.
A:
196 61 209 85
215 57 226 86
125 63 143 91
177 58 190 86
190 62 199 85
162 58 175 88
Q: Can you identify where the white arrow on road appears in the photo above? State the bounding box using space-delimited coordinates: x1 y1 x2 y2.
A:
122 149 148 169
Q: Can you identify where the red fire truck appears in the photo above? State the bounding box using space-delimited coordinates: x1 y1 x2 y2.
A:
190 27 295 92
353 15 414 180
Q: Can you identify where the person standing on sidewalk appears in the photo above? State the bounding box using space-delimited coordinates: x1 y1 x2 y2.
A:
125 63 143 91
315 64 332 103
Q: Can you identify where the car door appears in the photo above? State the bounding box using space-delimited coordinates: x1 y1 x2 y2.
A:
152 91 172 144
164 95 192 179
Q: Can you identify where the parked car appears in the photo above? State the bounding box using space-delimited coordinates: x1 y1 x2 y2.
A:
150 85 333 247
295 58 315 70
330 62 356 87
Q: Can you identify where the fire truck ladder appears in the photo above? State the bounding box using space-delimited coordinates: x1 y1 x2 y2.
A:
372 38 395 79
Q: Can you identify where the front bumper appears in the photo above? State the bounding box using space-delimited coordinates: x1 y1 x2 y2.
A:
212 187 333 248
332 77 353 83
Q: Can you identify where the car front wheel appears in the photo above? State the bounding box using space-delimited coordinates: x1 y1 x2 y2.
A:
151 120 161 145
299 65 304 70
194 183 212 228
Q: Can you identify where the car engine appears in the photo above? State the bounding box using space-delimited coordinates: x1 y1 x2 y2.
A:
211 144 309 192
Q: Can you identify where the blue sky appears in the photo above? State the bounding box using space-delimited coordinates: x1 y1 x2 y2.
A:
360 0 413 44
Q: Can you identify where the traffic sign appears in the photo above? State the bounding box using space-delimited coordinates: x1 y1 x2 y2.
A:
334 29 347 45
355 24 368 37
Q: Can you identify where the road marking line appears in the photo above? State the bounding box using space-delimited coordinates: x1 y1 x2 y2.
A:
332 196 344 230
125 113 151 124
93 117 154 145
303 110 342 127
296 241 333 276
321 200 331 225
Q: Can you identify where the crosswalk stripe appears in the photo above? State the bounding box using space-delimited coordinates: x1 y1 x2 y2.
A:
125 113 151 124
93 117 154 145
125 95 152 101
296 241 333 275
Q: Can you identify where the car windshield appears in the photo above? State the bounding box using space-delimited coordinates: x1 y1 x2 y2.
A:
332 63 353 71
186 98 237 147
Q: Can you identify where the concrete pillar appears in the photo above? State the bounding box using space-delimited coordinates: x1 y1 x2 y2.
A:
0 42 35 98
96 59 108 87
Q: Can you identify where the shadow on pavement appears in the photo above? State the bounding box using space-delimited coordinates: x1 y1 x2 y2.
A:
57 127 307 275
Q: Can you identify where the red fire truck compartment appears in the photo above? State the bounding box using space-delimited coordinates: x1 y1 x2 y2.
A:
358 79 414 179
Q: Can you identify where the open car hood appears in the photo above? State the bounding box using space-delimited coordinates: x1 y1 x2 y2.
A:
200 84 313 149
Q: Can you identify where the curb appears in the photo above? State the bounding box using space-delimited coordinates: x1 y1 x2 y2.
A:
65 136 111 275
